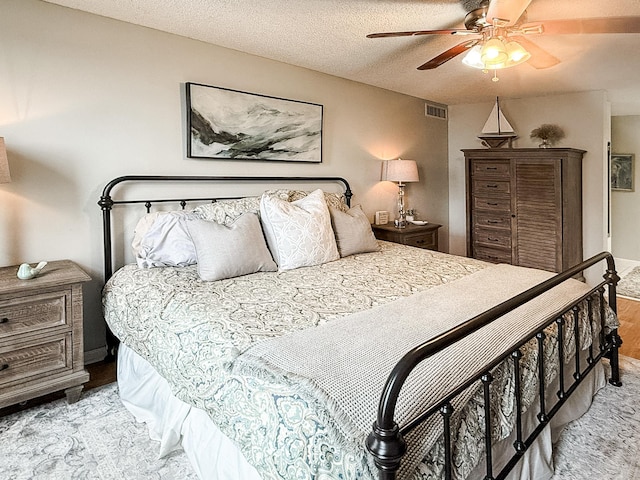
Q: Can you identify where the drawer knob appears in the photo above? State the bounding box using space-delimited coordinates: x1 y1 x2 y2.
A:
0 364 8 372
486 184 498 188
0 317 8 324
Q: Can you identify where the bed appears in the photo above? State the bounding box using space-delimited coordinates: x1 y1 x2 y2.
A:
99 175 622 480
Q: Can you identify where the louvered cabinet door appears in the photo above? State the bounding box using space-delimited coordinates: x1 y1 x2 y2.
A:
513 159 562 271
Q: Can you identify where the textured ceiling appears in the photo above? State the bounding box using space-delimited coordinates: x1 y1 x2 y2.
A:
42 0 640 114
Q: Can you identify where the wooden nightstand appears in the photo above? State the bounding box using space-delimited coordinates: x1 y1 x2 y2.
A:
0 260 91 408
372 223 442 251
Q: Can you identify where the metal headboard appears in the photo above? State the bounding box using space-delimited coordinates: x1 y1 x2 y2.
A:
99 175 353 281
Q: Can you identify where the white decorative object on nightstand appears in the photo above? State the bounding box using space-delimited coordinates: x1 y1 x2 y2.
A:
0 260 91 407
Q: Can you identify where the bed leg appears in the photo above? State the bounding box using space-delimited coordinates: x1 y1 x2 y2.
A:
104 327 119 363
608 328 623 387
366 422 406 480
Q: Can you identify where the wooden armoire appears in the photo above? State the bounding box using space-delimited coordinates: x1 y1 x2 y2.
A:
463 148 585 273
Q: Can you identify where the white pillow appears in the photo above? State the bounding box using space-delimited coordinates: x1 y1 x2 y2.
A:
132 210 197 268
260 189 339 271
329 205 380 257
186 213 277 281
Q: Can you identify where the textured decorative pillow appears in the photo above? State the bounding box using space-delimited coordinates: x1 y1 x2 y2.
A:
329 205 380 257
186 213 277 281
288 190 349 212
132 210 198 268
260 189 339 271
193 189 290 226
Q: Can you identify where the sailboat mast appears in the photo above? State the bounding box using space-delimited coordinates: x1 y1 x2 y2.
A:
496 96 501 135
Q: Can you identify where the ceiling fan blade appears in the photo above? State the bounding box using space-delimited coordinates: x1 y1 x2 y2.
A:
486 0 532 26
510 36 560 69
367 29 472 38
417 40 479 70
527 17 640 35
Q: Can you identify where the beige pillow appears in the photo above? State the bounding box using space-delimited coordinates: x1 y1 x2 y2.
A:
186 213 276 281
329 205 380 257
260 189 339 271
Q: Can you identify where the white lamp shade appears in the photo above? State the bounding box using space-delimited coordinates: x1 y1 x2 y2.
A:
0 138 10 184
382 158 419 183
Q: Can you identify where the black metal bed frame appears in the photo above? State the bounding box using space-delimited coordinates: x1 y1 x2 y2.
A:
366 251 622 480
98 175 622 480
98 175 352 360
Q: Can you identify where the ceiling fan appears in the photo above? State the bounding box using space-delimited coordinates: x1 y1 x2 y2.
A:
367 0 640 73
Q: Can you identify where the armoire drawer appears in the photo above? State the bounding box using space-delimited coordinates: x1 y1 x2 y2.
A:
473 228 512 248
473 212 512 230
470 160 510 177
472 196 512 212
472 179 511 195
473 246 512 264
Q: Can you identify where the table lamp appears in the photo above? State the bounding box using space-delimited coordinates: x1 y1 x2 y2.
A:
381 158 419 228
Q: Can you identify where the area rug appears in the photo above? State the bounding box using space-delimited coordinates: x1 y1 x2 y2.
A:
618 266 640 300
0 383 197 480
1 358 640 479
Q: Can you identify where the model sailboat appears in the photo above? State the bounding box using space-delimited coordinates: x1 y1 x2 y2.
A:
478 97 517 148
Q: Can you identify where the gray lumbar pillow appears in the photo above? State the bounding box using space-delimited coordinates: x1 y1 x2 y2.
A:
186 213 277 281
329 204 380 257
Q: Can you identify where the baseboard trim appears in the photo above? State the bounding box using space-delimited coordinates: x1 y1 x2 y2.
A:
84 347 108 365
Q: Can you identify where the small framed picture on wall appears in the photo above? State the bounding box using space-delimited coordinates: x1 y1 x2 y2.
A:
611 153 634 191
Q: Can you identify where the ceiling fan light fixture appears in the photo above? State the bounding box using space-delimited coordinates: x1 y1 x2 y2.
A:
461 45 486 69
505 40 531 65
481 37 508 66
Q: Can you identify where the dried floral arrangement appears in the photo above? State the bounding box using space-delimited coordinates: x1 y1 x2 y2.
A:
530 124 565 145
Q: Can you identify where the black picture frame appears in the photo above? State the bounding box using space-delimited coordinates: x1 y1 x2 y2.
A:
186 82 323 163
611 153 634 191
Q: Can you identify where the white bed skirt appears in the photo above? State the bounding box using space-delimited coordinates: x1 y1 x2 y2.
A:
117 343 606 480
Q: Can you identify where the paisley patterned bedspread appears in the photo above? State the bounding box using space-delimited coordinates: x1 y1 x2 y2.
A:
103 242 614 479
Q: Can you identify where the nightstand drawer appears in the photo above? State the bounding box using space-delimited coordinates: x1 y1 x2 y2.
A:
0 291 69 338
0 334 72 388
404 232 437 250
371 223 442 252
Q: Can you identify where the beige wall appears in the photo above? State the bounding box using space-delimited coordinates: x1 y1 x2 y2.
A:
448 91 611 285
611 115 640 261
0 0 449 357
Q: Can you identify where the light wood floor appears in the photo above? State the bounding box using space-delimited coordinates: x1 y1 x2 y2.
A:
617 296 640 360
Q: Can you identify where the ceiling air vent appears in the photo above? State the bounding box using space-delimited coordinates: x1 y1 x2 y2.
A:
425 102 447 120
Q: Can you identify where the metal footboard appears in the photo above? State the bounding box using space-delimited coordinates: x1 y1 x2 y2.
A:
366 252 622 480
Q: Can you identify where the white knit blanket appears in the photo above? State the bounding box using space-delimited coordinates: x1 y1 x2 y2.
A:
234 264 603 477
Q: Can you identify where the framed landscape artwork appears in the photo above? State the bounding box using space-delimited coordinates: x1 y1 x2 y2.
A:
186 82 323 163
611 153 634 191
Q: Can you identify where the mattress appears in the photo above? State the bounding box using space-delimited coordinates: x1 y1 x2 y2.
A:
103 241 615 479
